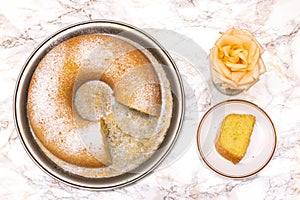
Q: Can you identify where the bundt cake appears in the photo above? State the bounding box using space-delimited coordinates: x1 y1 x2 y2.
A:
215 114 256 164
27 34 162 168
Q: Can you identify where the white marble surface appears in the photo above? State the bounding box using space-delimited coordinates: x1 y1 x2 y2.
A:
1 0 300 199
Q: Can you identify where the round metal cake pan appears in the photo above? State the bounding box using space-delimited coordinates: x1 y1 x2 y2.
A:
13 20 184 190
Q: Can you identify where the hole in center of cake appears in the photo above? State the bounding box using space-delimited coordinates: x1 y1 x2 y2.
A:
74 80 114 121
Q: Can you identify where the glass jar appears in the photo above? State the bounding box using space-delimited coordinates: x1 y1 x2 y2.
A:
209 61 244 96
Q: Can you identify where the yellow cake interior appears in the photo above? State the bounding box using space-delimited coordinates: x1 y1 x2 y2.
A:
215 113 256 164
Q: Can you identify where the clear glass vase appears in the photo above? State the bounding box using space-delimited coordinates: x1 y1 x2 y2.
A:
209 61 244 96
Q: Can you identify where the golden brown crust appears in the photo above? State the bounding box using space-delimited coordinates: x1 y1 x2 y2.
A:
101 48 161 116
129 84 162 116
28 34 109 168
215 139 241 164
101 49 151 88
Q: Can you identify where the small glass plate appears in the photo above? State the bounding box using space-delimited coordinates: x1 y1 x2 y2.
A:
196 99 276 178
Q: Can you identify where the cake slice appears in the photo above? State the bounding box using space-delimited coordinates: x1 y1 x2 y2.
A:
215 114 256 164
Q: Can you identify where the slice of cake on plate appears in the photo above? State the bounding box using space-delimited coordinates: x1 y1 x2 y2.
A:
215 113 256 164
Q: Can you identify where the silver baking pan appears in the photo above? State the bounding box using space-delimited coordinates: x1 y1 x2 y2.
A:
13 20 184 190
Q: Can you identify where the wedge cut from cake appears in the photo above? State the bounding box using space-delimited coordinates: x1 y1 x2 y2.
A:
215 114 256 164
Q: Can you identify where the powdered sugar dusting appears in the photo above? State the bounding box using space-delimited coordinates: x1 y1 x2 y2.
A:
28 42 86 155
28 33 173 177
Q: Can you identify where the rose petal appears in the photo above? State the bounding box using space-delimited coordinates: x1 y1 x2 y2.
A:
216 59 231 77
227 54 240 63
247 40 260 57
231 71 246 84
251 65 260 80
227 27 245 36
234 34 253 44
231 48 243 56
228 27 253 42
225 62 248 71
246 45 260 70
217 48 225 59
210 47 231 78
242 29 264 53
219 75 239 88
222 45 231 57
239 74 254 85
239 68 258 85
238 79 258 90
258 58 266 73
231 44 244 50
209 47 215 59
239 50 248 63
215 34 244 48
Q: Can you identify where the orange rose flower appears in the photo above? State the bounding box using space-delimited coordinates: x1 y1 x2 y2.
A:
209 27 266 91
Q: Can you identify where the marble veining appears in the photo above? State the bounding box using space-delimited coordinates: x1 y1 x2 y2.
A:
1 0 300 199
